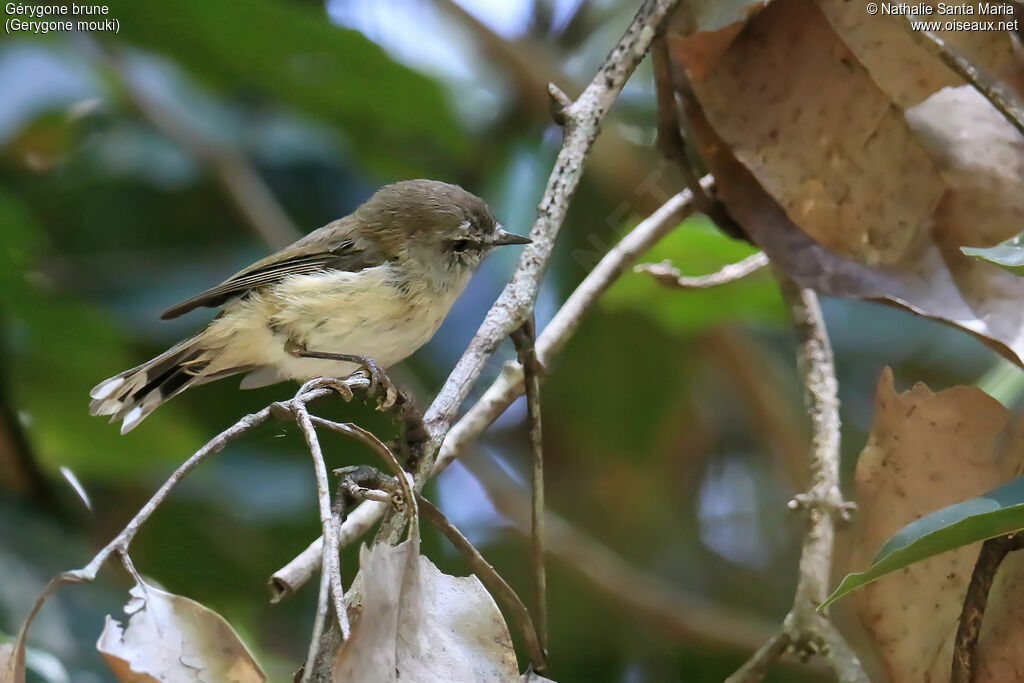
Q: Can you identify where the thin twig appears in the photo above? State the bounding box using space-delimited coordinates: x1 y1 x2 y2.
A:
438 179 711 475
12 397 293 664
373 0 683 546
724 632 793 683
301 550 334 683
725 277 865 682
952 531 1024 683
293 395 349 647
904 16 1024 138
636 251 769 289
269 501 386 601
511 317 547 656
416 495 547 673
463 454 793 659
10 378 369 669
311 417 415 521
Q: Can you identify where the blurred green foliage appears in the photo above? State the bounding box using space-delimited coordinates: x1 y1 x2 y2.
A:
603 216 784 334
0 1 1007 681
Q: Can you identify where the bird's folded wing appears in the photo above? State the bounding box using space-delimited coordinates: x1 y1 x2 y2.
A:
160 227 382 320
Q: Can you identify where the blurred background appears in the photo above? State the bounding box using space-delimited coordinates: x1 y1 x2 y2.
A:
0 1 1010 681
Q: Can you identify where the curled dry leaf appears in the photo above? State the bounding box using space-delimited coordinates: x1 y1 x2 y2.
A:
334 538 524 683
686 95 1024 364
850 368 1024 683
97 581 265 683
815 0 1022 109
907 85 1024 249
668 0 1024 362
671 0 947 267
0 642 25 683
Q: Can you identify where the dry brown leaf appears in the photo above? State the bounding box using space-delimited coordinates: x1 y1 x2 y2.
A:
816 0 1021 108
851 369 1024 682
686 95 1024 364
97 581 265 683
668 0 1024 362
666 0 771 78
334 538 522 683
907 85 1024 249
672 0 946 267
0 642 25 683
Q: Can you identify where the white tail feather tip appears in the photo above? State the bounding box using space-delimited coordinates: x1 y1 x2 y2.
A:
120 406 144 434
90 377 125 400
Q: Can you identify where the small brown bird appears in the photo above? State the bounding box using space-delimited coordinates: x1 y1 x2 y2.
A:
90 180 530 433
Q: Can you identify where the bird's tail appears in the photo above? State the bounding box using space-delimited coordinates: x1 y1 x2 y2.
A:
89 335 241 434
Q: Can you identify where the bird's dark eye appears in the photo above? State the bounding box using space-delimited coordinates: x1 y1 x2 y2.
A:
451 239 471 253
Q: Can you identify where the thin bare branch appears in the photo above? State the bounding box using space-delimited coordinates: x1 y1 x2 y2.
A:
373 0 683 546
903 16 1024 138
438 178 711 474
511 317 548 655
726 277 865 682
311 418 415 519
292 393 349 651
637 251 769 290
952 531 1024 683
724 632 792 683
269 500 386 602
464 455 790 658
416 495 547 673
11 377 374 668
301 549 335 683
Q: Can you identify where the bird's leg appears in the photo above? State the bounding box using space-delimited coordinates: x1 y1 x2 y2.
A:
285 339 397 409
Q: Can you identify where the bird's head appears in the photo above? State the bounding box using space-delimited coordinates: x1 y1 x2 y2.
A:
355 179 530 285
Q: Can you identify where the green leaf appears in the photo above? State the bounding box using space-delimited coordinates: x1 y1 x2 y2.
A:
601 216 785 334
962 233 1024 274
0 190 206 480
101 0 466 177
822 475 1024 608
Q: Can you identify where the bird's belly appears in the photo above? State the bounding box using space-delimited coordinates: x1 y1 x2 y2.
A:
262 270 450 381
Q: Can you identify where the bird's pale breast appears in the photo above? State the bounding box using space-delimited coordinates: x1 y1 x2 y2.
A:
200 264 460 383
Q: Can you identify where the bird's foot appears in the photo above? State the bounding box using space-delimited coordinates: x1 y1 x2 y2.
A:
286 340 397 409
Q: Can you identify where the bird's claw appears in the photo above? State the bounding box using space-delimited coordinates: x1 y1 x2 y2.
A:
349 356 397 411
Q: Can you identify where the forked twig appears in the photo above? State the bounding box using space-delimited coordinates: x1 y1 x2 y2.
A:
10 380 371 674
724 277 865 682
637 251 769 289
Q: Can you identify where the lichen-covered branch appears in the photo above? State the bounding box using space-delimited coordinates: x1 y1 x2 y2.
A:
725 277 865 682
373 0 682 546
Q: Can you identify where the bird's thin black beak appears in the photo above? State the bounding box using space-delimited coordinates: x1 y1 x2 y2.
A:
492 229 532 246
